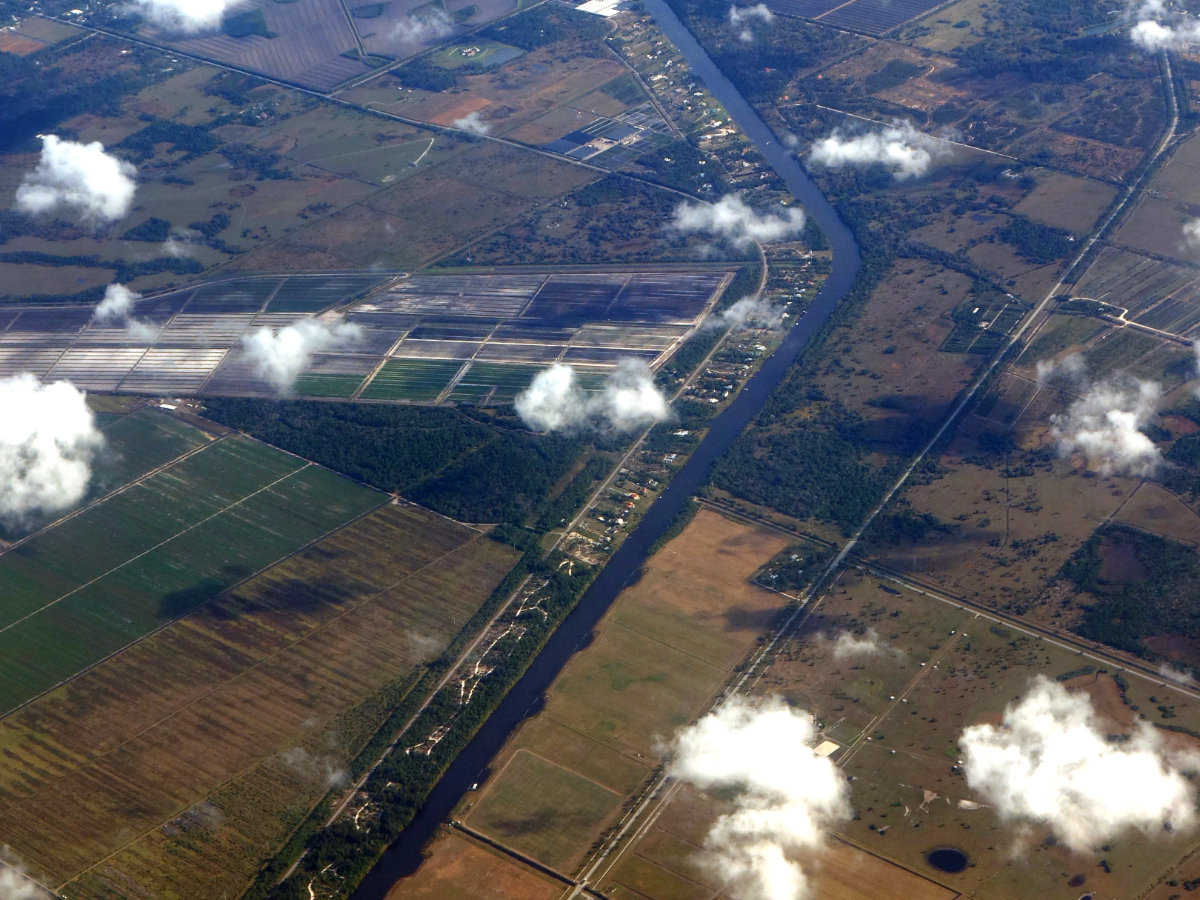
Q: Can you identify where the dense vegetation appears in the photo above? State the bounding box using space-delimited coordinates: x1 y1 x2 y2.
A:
478 3 609 50
998 216 1074 264
712 403 890 533
660 0 858 106
1060 525 1200 655
119 119 218 161
201 399 585 525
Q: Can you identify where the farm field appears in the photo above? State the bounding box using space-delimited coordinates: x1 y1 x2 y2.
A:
384 831 565 900
0 404 214 540
347 36 628 141
2 268 730 403
395 508 793 890
0 434 386 714
0 502 520 898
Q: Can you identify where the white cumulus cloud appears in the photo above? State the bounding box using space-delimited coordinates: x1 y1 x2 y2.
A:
0 864 51 900
388 6 454 47
453 111 490 136
16 135 136 225
0 375 103 524
94 284 158 342
961 676 1199 851
1184 218 1200 248
729 3 772 41
668 696 851 900
672 195 806 247
709 296 783 331
807 121 952 180
515 359 671 433
240 318 362 393
831 627 904 662
124 0 238 31
1035 351 1086 385
1050 377 1162 476
1130 0 1200 50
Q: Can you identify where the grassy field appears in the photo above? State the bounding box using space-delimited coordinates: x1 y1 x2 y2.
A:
383 831 565 900
0 503 520 897
345 38 625 139
469 750 624 869
384 509 795 884
1012 170 1118 234
0 435 386 714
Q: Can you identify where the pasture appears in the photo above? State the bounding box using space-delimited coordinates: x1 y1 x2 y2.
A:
0 503 520 897
0 434 385 714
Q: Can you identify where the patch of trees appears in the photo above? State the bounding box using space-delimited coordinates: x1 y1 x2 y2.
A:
534 455 611 533
200 399 586 525
998 216 1073 264
122 217 173 242
711 404 891 534
119 119 218 161
394 58 461 92
1060 524 1200 655
219 143 289 179
864 507 955 547
661 0 857 106
188 212 231 239
204 72 267 105
626 137 725 196
0 249 202 284
0 69 138 153
478 4 609 51
864 59 925 93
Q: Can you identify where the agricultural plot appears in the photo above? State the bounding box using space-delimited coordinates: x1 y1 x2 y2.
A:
8 268 729 402
359 358 465 400
346 35 628 142
1070 246 1200 325
0 434 385 714
90 405 215 495
133 0 367 91
0 504 520 897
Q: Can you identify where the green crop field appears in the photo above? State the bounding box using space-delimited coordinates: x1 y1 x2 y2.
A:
94 407 215 491
292 372 367 398
360 358 465 401
453 362 542 401
2 406 215 541
0 436 385 713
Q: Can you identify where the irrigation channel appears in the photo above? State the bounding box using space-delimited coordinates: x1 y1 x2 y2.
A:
351 2 862 894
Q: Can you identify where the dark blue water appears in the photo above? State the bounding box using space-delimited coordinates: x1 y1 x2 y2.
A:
350 3 861 895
